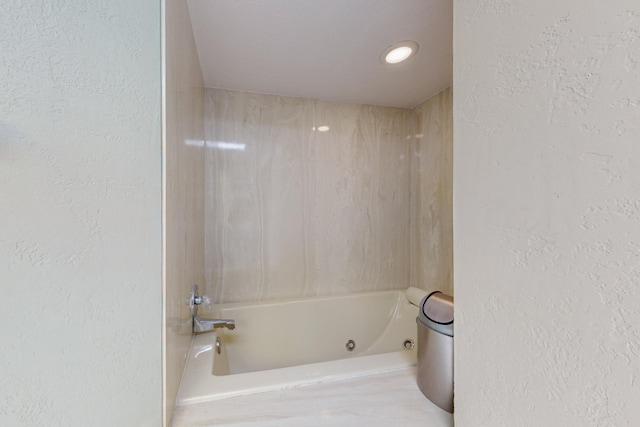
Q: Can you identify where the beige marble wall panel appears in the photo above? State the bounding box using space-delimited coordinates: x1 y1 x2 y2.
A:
164 0 205 423
410 88 453 295
205 90 411 303
313 102 411 296
205 90 315 303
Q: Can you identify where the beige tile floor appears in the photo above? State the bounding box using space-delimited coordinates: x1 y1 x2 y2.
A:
171 367 453 427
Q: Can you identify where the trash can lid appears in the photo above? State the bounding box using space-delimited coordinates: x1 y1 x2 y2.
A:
417 291 453 336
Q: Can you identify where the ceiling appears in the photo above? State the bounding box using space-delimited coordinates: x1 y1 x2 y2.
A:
187 0 452 109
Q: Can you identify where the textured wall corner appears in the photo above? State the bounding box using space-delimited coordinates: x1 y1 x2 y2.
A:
0 1 162 426
455 0 640 425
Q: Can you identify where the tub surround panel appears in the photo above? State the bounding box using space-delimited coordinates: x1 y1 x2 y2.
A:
455 1 640 425
410 89 453 295
205 89 411 303
0 1 162 426
313 102 411 297
164 0 205 423
205 90 315 303
205 89 266 304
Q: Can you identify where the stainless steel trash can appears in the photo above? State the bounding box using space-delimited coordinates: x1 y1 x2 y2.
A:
416 291 453 413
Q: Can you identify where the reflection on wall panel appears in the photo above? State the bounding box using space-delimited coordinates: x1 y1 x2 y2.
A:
205 89 412 303
164 0 205 422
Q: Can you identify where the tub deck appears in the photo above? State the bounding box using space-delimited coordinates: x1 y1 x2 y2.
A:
171 367 453 427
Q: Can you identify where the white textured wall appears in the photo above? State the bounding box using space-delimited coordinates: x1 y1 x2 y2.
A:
164 0 205 423
455 1 640 425
0 1 162 426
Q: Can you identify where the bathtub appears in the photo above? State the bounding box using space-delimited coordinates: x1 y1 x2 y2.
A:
176 290 419 405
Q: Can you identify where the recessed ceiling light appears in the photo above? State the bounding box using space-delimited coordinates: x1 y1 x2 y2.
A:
380 41 419 65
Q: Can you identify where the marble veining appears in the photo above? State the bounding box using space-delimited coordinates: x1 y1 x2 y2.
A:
205 89 414 303
410 89 453 295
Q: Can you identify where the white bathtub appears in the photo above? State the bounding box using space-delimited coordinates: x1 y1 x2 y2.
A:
176 290 419 405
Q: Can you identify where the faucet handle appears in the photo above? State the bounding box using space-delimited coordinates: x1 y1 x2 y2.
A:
189 284 210 316
195 295 211 307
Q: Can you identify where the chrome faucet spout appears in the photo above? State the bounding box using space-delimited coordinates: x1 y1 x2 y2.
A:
190 284 236 333
193 315 235 333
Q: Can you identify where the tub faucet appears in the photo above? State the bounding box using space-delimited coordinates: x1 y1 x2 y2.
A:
189 284 236 334
193 316 235 333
